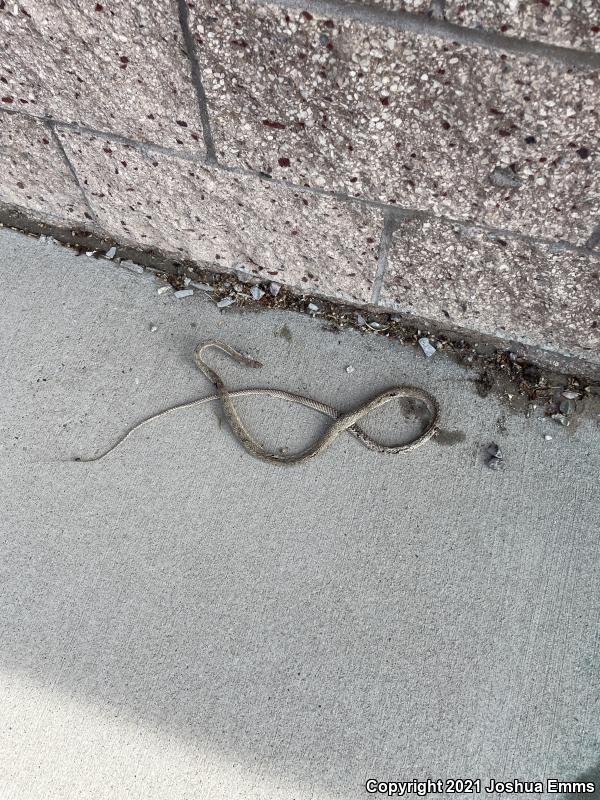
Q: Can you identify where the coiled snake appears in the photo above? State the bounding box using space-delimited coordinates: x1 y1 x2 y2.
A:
75 340 440 465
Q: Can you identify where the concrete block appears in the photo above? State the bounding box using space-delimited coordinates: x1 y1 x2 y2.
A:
0 112 90 225
0 0 204 152
381 216 600 358
445 0 600 53
190 0 599 243
342 0 431 10
56 128 382 303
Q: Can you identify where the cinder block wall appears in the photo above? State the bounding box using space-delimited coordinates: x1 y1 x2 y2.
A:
1 0 599 363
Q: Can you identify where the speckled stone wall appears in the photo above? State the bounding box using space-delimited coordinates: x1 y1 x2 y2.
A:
0 0 599 366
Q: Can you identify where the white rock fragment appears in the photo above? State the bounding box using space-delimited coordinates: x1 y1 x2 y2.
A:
356 313 366 326
269 281 281 297
174 289 194 299
157 285 171 295
250 285 265 300
149 324 158 332
121 260 144 275
190 281 213 291
105 246 117 259
345 365 355 374
544 434 553 441
38 235 48 244
562 389 580 400
85 250 96 257
307 303 319 312
418 337 436 358
216 296 236 308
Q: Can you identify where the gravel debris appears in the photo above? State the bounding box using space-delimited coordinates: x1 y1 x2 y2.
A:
269 282 281 297
216 296 236 308
418 337 437 358
149 324 158 333
356 313 366 326
486 442 505 470
190 281 213 291
367 320 388 330
157 285 171 295
345 365 355 374
544 434 553 441
174 288 194 299
105 246 117 259
551 413 570 427
250 285 265 300
559 397 576 415
307 303 320 312
561 390 581 400
121 261 144 275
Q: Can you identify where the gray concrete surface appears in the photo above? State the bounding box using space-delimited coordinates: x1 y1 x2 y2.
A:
0 227 599 800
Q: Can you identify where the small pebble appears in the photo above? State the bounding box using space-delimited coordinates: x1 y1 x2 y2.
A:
551 413 570 427
105 246 117 259
85 250 96 257
157 285 171 295
269 282 281 297
544 434 553 441
559 398 576 416
234 268 255 284
561 390 580 400
307 303 320 312
121 261 144 275
190 281 212 291
418 336 436 358
149 324 158 333
345 365 355 374
250 285 265 300
356 313 366 326
487 443 503 459
183 277 191 286
486 442 504 470
174 288 194 299
39 235 48 244
216 296 236 308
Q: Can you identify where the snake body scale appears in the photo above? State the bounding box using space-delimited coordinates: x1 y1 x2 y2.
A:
75 340 439 465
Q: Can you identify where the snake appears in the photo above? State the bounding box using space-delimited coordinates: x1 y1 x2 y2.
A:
75 340 440 465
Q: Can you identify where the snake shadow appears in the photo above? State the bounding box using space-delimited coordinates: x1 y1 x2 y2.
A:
562 760 600 798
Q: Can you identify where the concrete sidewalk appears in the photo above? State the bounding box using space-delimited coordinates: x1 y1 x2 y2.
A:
0 228 598 800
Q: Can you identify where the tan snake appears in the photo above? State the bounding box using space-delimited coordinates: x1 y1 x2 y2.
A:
75 340 440 465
